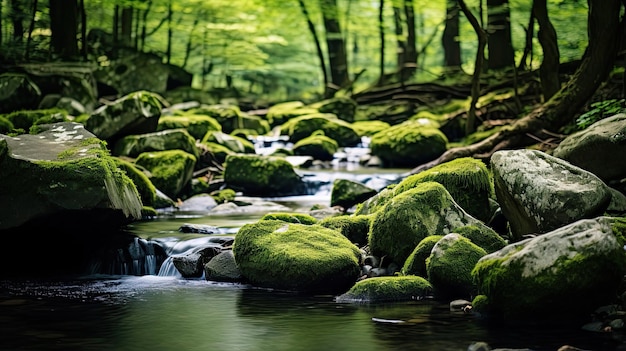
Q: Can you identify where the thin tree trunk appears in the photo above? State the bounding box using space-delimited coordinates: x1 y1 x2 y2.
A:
120 7 133 47
394 5 405 76
410 0 621 174
378 0 385 84
80 0 87 59
534 0 560 100
24 0 37 60
404 0 417 79
10 0 25 43
458 0 488 136
166 0 172 64
298 0 329 97
518 7 535 71
140 1 153 51
182 12 201 69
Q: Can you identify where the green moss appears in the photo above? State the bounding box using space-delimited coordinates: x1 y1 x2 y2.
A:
335 276 433 303
318 214 374 246
233 220 362 293
223 154 302 196
351 120 390 137
611 216 626 245
201 141 235 163
135 149 197 199
157 114 222 139
210 188 236 204
3 108 68 131
370 122 448 167
392 157 494 221
401 235 443 277
113 157 157 207
292 133 338 161
0 116 15 134
260 212 318 225
454 225 507 253
202 131 255 154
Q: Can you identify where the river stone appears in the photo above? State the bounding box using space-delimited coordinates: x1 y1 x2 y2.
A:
85 90 162 141
134 149 197 200
204 250 242 282
112 128 199 159
490 149 611 240
232 220 362 294
552 113 626 182
471 216 626 321
0 122 142 230
368 181 491 266
425 233 487 299
223 154 305 197
335 276 433 303
330 178 377 210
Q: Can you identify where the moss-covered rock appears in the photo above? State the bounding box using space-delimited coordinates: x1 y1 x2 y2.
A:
368 181 487 266
310 96 357 123
471 216 626 321
85 90 162 141
260 212 318 224
135 149 197 199
393 157 494 222
335 276 433 303
280 113 361 147
156 114 222 140
2 108 69 132
351 120 391 137
265 100 317 127
0 116 14 134
330 178 377 210
426 233 487 299
0 122 142 230
401 235 443 277
223 154 304 196
232 220 362 294
201 130 255 154
353 186 396 215
318 214 374 246
453 225 506 253
199 142 235 164
370 120 448 168
112 128 199 159
292 131 339 161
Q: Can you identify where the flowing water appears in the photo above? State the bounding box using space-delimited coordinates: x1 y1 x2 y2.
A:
1 141 624 351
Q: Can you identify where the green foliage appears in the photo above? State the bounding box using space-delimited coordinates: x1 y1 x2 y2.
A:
575 99 626 130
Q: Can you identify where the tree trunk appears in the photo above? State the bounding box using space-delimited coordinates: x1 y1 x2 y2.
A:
321 0 350 93
442 0 462 72
394 5 406 76
517 6 535 71
534 0 560 100
459 0 488 136
10 0 25 43
24 0 37 60
403 0 418 79
166 0 172 64
120 6 133 47
410 0 621 174
298 0 329 97
49 0 79 60
486 0 515 70
378 0 385 84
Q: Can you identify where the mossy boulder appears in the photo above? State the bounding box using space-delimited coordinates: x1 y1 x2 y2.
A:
318 214 374 246
265 101 318 127
3 108 69 132
426 233 487 299
0 122 142 230
134 149 197 199
368 181 488 266
85 90 162 141
0 72 41 113
232 220 362 294
0 116 14 134
187 104 251 134
112 128 199 159
156 114 222 140
335 276 433 303
351 120 391 137
393 157 494 222
471 216 626 321
309 96 357 122
401 235 443 277
223 154 305 196
292 131 338 161
199 142 235 164
260 212 318 224
330 178 377 210
370 120 448 168
201 131 255 154
453 225 506 253
353 186 396 215
280 113 361 147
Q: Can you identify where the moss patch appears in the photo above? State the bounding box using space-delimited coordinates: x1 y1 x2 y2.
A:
335 276 433 303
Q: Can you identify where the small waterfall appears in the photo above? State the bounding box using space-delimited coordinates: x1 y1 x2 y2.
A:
157 257 182 277
88 237 167 276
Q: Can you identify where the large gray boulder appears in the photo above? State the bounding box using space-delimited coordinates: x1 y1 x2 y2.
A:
491 149 611 240
552 113 626 182
472 216 626 321
0 122 143 230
